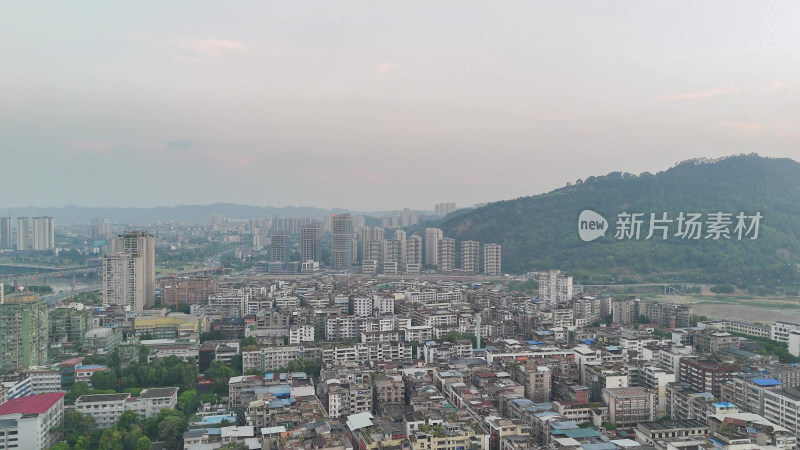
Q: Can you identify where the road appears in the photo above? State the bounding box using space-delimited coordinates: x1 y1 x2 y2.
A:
42 284 102 307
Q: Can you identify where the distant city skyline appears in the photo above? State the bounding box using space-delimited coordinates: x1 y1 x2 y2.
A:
2 2 799 210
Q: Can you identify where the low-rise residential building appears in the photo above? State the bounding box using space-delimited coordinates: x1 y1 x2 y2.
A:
242 346 322 372
762 388 800 440
0 392 65 450
83 327 123 353
634 419 709 446
602 387 656 427
75 387 178 427
708 412 796 450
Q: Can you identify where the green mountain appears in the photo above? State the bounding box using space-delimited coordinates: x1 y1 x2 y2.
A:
440 154 800 290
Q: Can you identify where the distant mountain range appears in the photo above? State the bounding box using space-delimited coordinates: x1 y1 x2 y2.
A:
438 154 800 289
0 203 401 224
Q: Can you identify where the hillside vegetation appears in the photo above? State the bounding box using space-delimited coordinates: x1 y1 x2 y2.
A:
440 154 800 292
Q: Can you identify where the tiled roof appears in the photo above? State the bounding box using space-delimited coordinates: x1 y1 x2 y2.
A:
0 393 65 415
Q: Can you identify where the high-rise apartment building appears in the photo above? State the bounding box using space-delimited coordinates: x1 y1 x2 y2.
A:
434 202 457 217
0 293 49 372
612 297 639 324
270 230 288 268
16 217 29 251
300 223 322 263
461 240 480 273
363 240 383 267
382 239 403 267
103 252 145 311
424 228 443 266
351 215 366 230
104 231 156 311
437 237 456 272
406 235 423 270
32 216 55 251
539 269 573 304
484 243 502 276
0 217 12 249
360 227 384 260
331 214 353 271
49 307 92 350
393 229 407 266
401 208 418 227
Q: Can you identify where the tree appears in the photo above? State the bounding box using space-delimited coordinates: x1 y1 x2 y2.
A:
63 409 96 445
74 437 92 450
205 360 236 394
229 354 243 374
49 443 70 450
282 358 319 376
66 382 91 405
158 416 186 449
143 418 159 441
134 437 153 450
177 389 199 415
91 370 117 391
239 336 259 348
201 330 228 342
121 427 145 450
99 429 124 450
710 284 736 294
138 345 150 365
117 410 140 431
200 393 220 405
219 443 248 450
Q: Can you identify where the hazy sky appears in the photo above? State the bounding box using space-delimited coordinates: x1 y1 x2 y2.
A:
2 1 799 211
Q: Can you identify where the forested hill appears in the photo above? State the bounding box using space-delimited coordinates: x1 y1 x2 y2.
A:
440 154 800 289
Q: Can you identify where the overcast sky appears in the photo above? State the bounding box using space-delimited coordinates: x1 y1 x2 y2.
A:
2 1 799 211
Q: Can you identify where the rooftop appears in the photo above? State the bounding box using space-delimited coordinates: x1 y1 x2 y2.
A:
76 393 131 403
139 387 179 399
638 419 708 431
0 393 65 415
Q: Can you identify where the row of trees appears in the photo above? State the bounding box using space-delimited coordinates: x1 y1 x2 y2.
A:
83 349 199 394
55 388 218 449
51 409 155 450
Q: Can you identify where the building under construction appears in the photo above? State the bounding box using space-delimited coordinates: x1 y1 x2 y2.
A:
159 276 218 306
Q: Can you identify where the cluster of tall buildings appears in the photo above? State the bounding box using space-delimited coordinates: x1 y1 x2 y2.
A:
434 202 457 216
0 216 54 251
268 222 324 273
361 225 501 276
538 269 574 304
214 209 501 276
102 231 156 312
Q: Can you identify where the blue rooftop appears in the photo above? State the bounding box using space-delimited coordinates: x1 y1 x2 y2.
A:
201 414 237 425
713 402 736 408
512 398 536 407
551 421 579 430
76 365 106 370
582 443 617 450
268 385 291 397
752 378 782 387
561 429 602 439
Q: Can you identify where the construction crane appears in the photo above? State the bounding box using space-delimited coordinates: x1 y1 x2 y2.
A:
210 264 227 281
